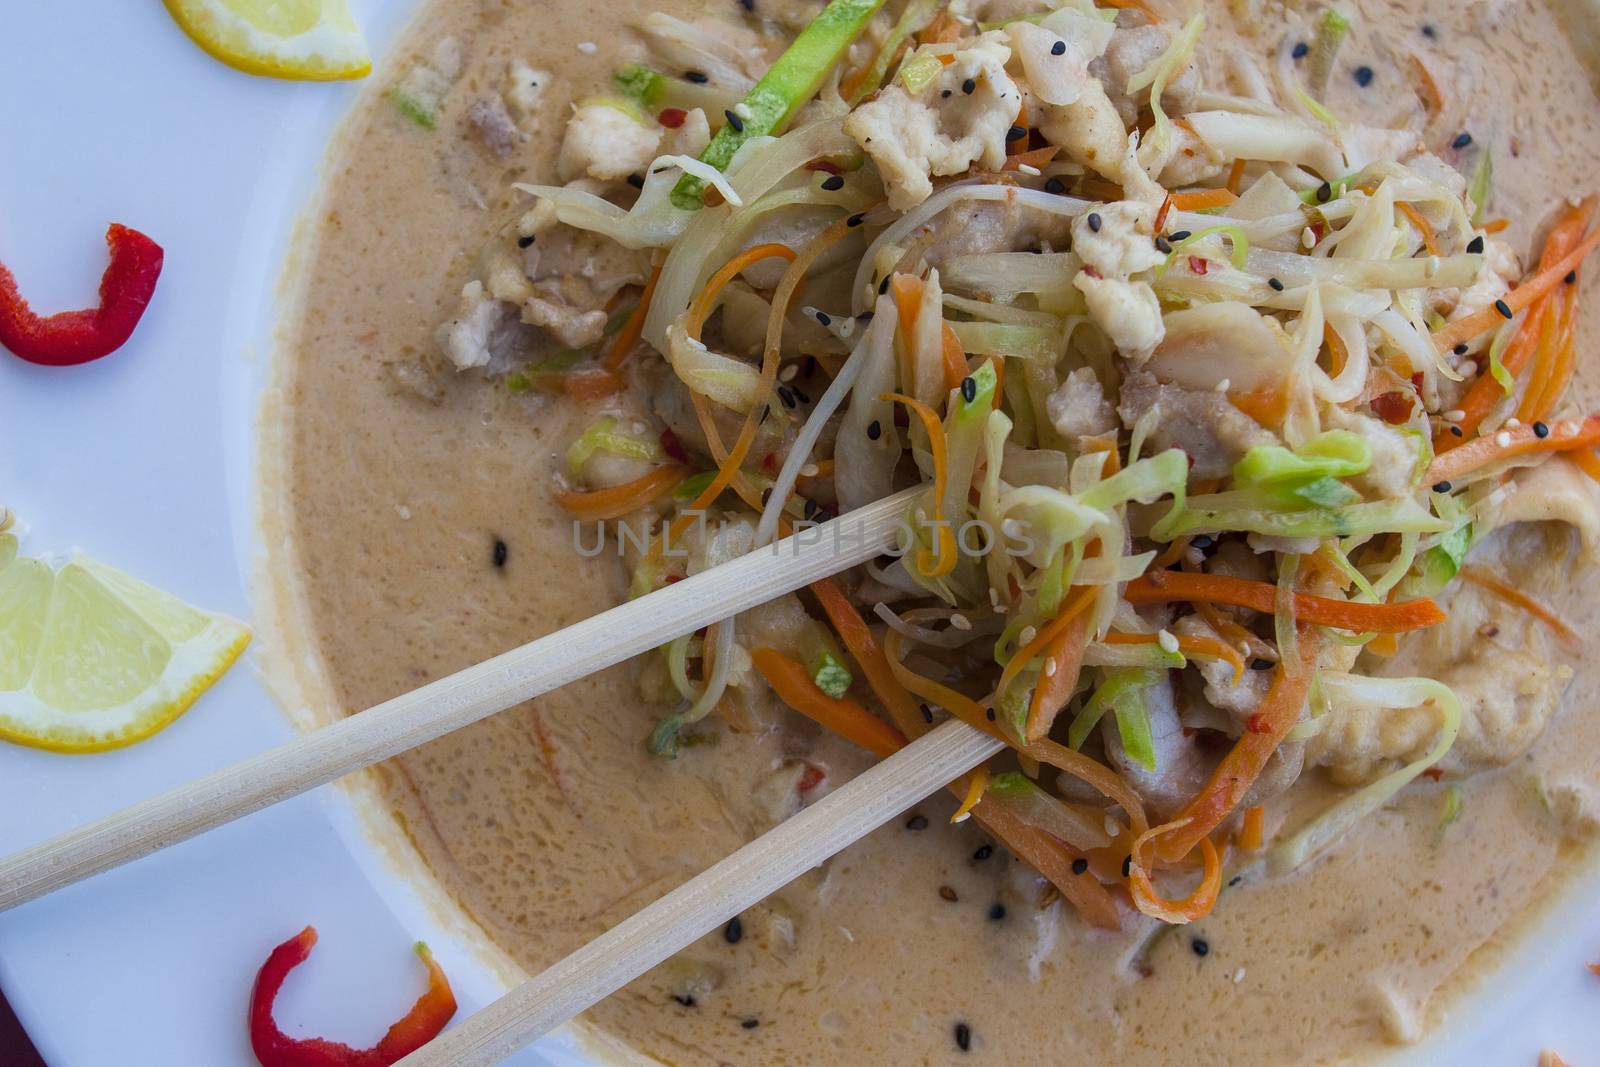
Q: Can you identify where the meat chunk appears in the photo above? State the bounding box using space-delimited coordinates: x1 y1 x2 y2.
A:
1101 671 1210 821
1144 301 1291 394
1117 369 1277 479
435 280 536 373
1324 407 1423 499
558 102 662 182
1046 367 1117 440
468 96 521 159
1096 24 1200 126
1038 78 1128 185
844 32 1019 210
1072 201 1166 362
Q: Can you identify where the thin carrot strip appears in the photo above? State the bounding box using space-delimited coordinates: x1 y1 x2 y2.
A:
940 322 968 392
752 648 908 758
600 260 662 373
997 586 1098 707
1024 611 1090 742
1026 737 1150 837
989 354 1006 411
951 765 990 823
1571 449 1600 484
1459 565 1579 646
559 367 627 400
918 9 963 44
553 465 684 521
974 798 1123 929
889 273 924 394
1424 413 1600 484
688 243 797 335
1001 145 1062 172
1483 218 1510 234
1130 828 1222 924
1225 157 1247 196
1525 280 1580 422
1104 629 1246 684
883 392 958 577
1517 290 1566 424
1238 805 1265 851
1124 570 1446 633
1440 300 1548 449
1431 225 1600 353
1154 633 1320 863
1169 187 1238 212
1396 202 1440 256
809 576 926 740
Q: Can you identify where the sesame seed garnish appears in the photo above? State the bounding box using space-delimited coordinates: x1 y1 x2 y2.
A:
685 69 708 83
626 173 645 189
1494 298 1513 319
800 463 819 478
725 916 743 943
815 310 832 326
517 234 535 248
974 844 993 861
1467 235 1485 254
847 213 864 227
1450 425 1464 437
1451 132 1473 150
1354 65 1373 87
1155 235 1172 253
1051 39 1067 55
939 885 959 902
821 174 844 191
1019 625 1037 644
779 363 799 382
961 77 977 95
1192 937 1210 957
742 1018 760 1029
1087 211 1102 232
1044 176 1066 194
1566 270 1578 284
1268 277 1284 292
1534 421 1551 438
867 420 882 440
1453 342 1469 355
1169 229 1191 241
1443 408 1465 421
954 1023 972 1052
1505 418 1521 429
988 902 1006 921
492 539 508 568
921 704 934 723
761 488 773 506
1017 163 1041 176
1043 656 1058 677
1157 628 1180 654
960 375 977 403
777 385 797 408
1071 857 1089 875
951 612 973 631
1432 480 1452 493
1301 226 1317 249
724 109 744 132
1315 180 1332 203
1251 658 1273 670
1292 41 1309 59
672 993 696 1007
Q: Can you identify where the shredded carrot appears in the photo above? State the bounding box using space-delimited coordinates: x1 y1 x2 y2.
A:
1524 279 1581 423
883 392 958 577
553 465 684 521
1425 413 1600 484
1154 193 1175 233
882 627 1002 737
1225 158 1248 196
1459 565 1579 646
998 586 1098 708
1025 611 1090 743
1570 449 1600 484
1125 570 1446 633
1238 805 1265 851
1098 0 1161 19
1482 217 1510 234
1001 145 1062 172
558 367 627 400
601 261 662 373
1397 202 1440 256
1154 634 1320 863
889 273 925 394
1169 187 1238 212
1366 631 1400 657
940 322 968 392
688 243 798 335
1227 386 1289 427
975 797 1123 929
809 576 926 740
1027 737 1150 837
1440 300 1549 449
989 354 1006 411
1129 824 1222 923
1104 629 1246 684
952 765 990 823
1151 536 1191 570
1431 224 1600 353
752 647 908 758
1408 52 1444 114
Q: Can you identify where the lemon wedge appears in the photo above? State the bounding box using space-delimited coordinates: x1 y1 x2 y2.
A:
164 0 371 81
0 535 250 753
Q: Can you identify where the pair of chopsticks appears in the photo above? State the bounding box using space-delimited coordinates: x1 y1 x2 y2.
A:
0 485 998 1065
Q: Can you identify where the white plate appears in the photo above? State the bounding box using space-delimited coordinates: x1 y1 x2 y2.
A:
1 2 1597 1064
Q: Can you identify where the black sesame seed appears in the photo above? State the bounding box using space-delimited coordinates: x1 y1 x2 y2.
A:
1251 658 1273 670
792 387 812 405
1045 176 1066 195
955 1023 972 1052
847 213 865 228
1268 277 1285 292
1450 425 1464 437
867 419 883 441
1121 855 1132 878
1534 421 1551 438
907 813 929 830
974 844 994 861
1452 132 1473 150
627 173 645 190
492 539 508 568
1292 41 1309 59
517 234 535 248
685 69 709 83
741 1018 760 1029
1494 298 1513 319
724 109 745 133
1155 235 1172 253
1192 937 1210 957
1315 180 1332 203
941 88 953 98
1432 480 1453 493
815 310 833 326
724 916 743 943
1422 23 1437 38
1051 39 1067 56
1453 342 1469 355
777 385 797 408
962 77 977 95
857 310 875 322
673 994 696 1007
739 0 754 10
1087 211 1103 232
1169 229 1191 242
1071 857 1089 875
820 173 845 192
804 497 819 520
1229 875 1243 887
1007 124 1026 143
1354 65 1374 87
940 885 959 902
921 703 935 723
988 902 1007 921
961 375 978 403
985 707 996 721
1466 235 1485 254
1566 270 1578 285
761 488 773 506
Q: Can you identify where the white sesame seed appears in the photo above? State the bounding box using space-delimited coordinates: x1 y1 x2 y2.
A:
1442 409 1465 422
1424 256 1440 279
734 102 755 121
1214 378 1231 392
1019 625 1038 645
1301 226 1317 249
779 363 799 382
1233 968 1247 984
1104 815 1121 836
1561 419 1582 437
952 810 972 824
1495 431 1512 447
1504 417 1521 429
950 613 973 631
1043 656 1058 676
577 40 597 53
1018 163 1042 176
800 463 819 478
1157 628 1180 654
395 504 412 520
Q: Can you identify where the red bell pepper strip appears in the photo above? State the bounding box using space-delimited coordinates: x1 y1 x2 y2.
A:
249 926 457 1067
0 223 164 366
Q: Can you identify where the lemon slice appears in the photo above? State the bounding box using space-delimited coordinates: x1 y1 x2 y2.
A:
164 0 371 81
0 541 250 753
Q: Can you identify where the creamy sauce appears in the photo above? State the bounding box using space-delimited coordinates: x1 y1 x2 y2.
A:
269 1 1600 1063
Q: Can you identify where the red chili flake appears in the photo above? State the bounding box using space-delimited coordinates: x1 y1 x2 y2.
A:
1422 767 1445 782
761 451 777 472
1154 193 1174 231
658 107 688 129
1246 713 1272 734
1081 264 1103 279
1310 222 1326 242
1411 372 1427 392
797 763 827 793
1188 255 1209 275
804 159 844 175
1371 390 1416 425
659 426 689 463
0 223 163 366
665 574 683 584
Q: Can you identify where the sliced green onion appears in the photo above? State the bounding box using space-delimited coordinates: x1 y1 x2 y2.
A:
565 416 665 477
898 50 944 95
1439 785 1463 830
1163 224 1249 272
811 650 853 699
1468 142 1494 225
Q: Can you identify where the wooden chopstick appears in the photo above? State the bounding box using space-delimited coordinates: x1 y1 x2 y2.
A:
0 486 923 912
395 718 1003 1067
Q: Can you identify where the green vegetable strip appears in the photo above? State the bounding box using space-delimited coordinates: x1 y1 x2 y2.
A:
1306 8 1351 96
811 651 854 698
671 0 888 209
1468 142 1494 225
849 0 943 104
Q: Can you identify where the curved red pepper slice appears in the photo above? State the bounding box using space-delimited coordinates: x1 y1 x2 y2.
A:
0 223 164 366
249 926 457 1067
